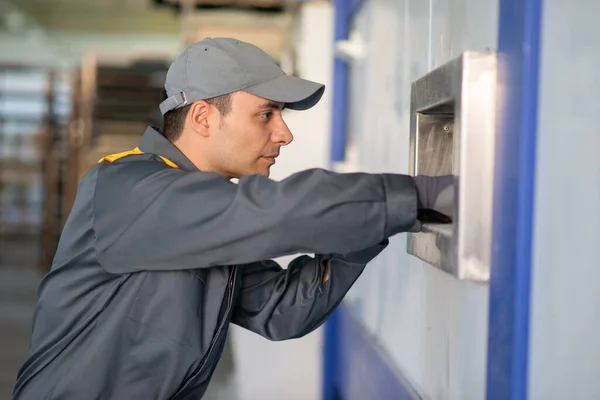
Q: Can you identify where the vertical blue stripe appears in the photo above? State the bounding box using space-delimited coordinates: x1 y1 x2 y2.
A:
323 0 352 398
322 309 340 400
330 60 349 163
486 0 543 399
330 0 351 163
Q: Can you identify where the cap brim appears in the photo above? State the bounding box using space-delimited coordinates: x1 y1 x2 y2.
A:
244 74 325 111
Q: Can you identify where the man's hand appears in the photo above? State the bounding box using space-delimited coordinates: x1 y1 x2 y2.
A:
413 175 455 222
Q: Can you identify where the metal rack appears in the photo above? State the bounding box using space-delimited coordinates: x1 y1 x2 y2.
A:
0 55 170 270
0 65 71 270
60 53 170 242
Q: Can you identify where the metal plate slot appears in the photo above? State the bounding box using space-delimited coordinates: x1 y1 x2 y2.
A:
407 51 497 282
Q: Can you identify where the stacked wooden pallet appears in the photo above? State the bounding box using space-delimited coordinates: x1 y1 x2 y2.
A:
57 55 171 259
0 66 68 270
176 1 296 64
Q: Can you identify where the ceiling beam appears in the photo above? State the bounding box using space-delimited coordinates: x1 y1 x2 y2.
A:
155 0 287 10
10 2 296 36
10 2 181 34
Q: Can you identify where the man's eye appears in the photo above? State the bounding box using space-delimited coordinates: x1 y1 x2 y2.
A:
260 112 272 120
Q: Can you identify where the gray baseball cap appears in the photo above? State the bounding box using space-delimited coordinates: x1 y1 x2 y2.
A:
159 37 325 115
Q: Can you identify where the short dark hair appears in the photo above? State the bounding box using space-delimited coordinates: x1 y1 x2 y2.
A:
160 89 233 142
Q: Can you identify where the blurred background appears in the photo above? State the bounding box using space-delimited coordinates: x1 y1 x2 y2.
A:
0 1 332 399
0 0 599 399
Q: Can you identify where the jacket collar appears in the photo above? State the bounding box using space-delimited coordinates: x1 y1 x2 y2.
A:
138 126 198 172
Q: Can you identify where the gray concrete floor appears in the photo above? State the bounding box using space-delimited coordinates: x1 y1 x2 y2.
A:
0 267 40 399
0 266 237 400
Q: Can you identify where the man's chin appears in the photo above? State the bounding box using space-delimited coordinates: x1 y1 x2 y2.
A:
235 167 270 178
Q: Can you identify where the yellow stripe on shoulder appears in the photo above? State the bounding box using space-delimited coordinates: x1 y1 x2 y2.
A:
97 147 179 169
158 156 179 169
97 147 144 164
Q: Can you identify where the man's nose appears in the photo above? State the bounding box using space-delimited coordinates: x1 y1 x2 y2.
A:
272 118 294 146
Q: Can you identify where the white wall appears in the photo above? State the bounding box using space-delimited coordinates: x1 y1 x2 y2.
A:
227 3 334 400
528 1 600 398
342 0 498 398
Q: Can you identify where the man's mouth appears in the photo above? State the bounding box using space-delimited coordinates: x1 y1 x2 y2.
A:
261 151 279 163
261 155 277 165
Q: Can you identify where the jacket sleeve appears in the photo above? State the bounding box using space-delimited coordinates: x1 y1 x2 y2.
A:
231 240 389 340
93 162 419 273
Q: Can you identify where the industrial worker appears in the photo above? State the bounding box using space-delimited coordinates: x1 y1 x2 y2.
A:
13 38 453 399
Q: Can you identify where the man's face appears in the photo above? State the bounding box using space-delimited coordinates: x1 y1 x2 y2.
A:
207 91 293 178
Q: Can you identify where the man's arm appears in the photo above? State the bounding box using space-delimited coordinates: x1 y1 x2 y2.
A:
231 240 389 340
93 162 418 274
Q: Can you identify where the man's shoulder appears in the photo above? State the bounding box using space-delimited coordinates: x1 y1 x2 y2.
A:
93 155 174 197
98 153 178 173
95 153 185 187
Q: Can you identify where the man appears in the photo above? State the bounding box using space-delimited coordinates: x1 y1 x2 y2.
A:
13 38 452 399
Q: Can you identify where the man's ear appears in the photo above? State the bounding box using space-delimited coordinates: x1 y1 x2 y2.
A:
187 100 211 137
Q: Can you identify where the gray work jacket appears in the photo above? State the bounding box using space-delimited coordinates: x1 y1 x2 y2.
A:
13 127 420 400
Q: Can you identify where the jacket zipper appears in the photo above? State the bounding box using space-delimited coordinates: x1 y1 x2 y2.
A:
171 266 238 400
